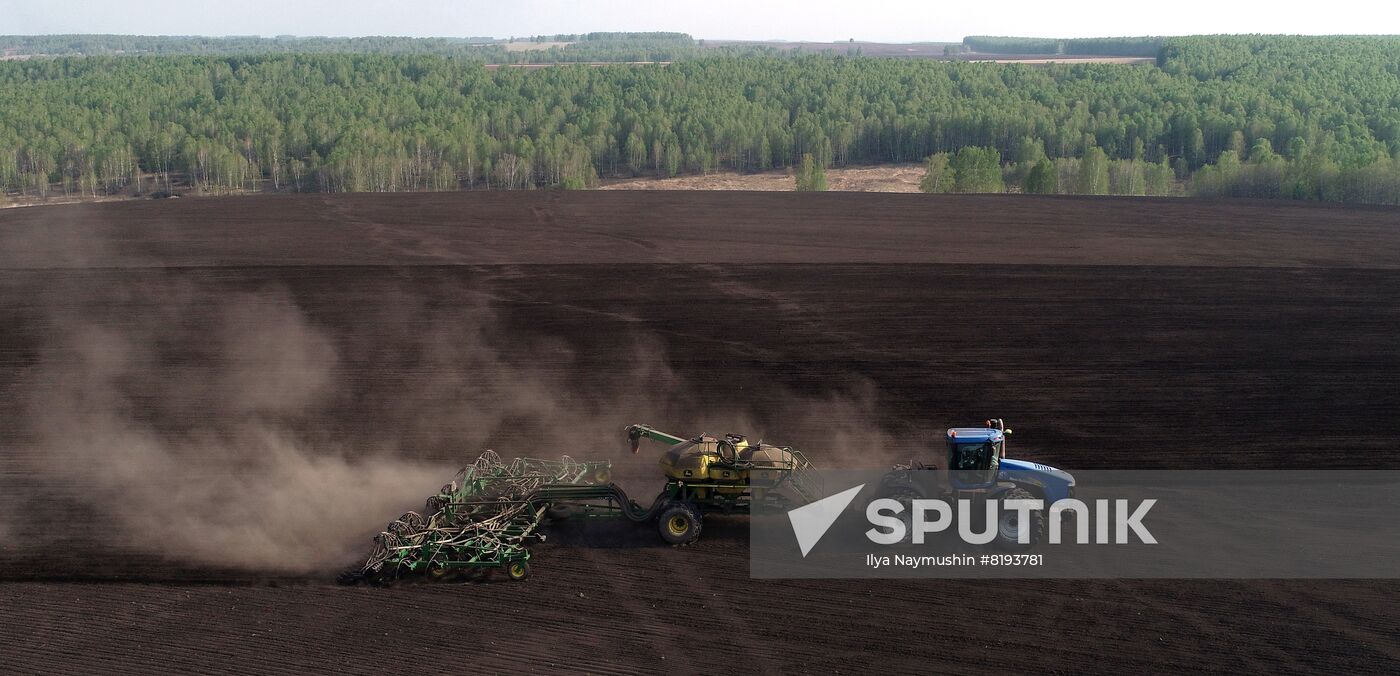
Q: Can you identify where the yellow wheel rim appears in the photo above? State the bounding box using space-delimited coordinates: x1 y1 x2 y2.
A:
667 515 689 536
509 562 526 578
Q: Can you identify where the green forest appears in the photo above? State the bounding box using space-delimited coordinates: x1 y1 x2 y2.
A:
2 34 1399 204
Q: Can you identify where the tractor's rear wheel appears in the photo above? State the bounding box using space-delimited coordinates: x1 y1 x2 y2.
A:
879 488 922 544
658 502 702 545
994 488 1044 550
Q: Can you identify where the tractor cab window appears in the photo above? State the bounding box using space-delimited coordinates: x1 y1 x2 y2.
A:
949 442 996 470
948 441 1001 488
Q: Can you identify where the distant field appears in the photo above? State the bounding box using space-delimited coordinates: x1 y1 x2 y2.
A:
703 40 955 57
482 61 671 69
698 41 1154 62
600 164 925 191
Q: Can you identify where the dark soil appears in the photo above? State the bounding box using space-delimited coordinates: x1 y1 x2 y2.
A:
2 192 1398 673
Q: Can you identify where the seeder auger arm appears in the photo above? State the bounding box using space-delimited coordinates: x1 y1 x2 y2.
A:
625 424 692 453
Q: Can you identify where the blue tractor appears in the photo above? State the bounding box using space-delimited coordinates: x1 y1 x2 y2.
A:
878 418 1075 549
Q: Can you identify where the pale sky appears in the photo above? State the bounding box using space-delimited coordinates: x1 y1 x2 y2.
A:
0 0 1395 43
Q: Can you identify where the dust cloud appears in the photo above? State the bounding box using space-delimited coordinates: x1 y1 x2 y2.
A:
5 235 916 574
19 283 453 572
10 274 912 574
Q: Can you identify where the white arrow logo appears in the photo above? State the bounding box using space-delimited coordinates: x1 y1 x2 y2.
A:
787 484 865 557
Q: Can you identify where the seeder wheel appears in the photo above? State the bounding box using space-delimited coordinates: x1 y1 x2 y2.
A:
658 502 702 545
503 560 531 581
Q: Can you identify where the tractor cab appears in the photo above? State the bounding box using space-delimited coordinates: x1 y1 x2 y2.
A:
945 419 1010 490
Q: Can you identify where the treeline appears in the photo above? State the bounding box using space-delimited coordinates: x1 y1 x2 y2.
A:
6 33 1163 62
919 139 1400 205
918 144 1174 196
1191 145 1400 204
1 35 496 56
962 36 1163 56
0 33 705 64
1 35 1398 204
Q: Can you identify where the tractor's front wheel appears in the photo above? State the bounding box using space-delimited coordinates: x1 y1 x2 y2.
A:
658 502 703 545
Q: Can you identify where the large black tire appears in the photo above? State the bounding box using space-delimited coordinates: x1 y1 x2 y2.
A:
878 487 922 544
658 502 703 545
994 487 1045 550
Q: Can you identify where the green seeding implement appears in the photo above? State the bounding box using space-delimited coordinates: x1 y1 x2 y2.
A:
341 423 819 584
339 451 612 585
